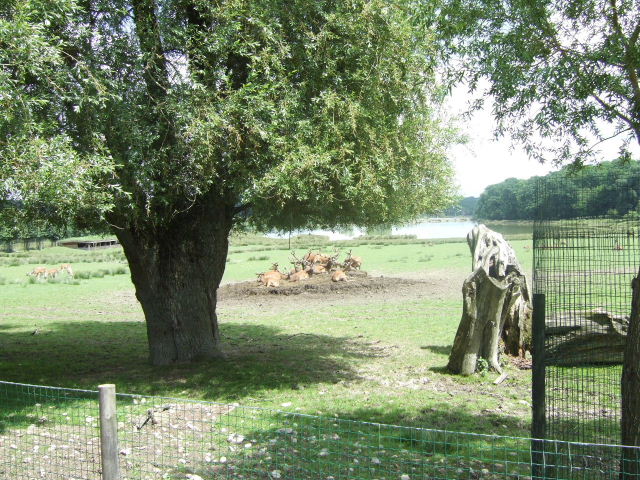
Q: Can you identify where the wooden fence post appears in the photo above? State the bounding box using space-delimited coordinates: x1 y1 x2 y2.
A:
99 384 121 480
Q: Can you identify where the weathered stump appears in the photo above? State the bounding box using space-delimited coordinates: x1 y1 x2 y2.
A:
447 225 532 375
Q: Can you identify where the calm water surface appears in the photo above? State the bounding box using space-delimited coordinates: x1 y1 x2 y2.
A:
269 220 532 241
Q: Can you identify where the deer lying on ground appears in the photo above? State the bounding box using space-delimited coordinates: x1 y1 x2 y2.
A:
331 270 348 282
257 263 287 287
344 250 362 270
303 250 321 265
27 266 47 279
310 263 328 275
288 268 310 282
304 250 337 267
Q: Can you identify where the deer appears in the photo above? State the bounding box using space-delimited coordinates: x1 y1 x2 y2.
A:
331 269 349 282
27 266 47 279
59 263 74 277
303 250 319 265
326 250 341 271
310 263 328 275
288 268 310 282
289 251 308 275
303 250 332 266
344 250 362 270
257 263 286 287
45 268 59 279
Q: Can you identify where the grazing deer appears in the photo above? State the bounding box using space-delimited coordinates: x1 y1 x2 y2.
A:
331 270 348 282
45 268 59 279
59 264 74 277
27 266 47 279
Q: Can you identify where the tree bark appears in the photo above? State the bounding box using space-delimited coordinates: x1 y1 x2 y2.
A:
114 199 233 366
621 269 640 478
448 267 509 375
447 225 532 375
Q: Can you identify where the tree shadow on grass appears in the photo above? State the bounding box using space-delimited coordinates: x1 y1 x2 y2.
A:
332 403 530 438
0 320 372 401
225 407 622 480
420 344 452 356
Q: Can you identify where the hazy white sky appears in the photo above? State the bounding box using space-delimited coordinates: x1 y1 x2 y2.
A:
448 104 554 197
446 87 639 197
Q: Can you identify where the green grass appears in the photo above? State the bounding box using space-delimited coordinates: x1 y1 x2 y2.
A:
0 234 535 441
3 229 632 479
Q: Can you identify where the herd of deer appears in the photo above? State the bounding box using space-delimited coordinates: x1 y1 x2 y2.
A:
27 264 74 280
257 250 362 287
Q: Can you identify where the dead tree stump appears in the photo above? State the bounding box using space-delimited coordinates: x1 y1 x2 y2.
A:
447 225 532 375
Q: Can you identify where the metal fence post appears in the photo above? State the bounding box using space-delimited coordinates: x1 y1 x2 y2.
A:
99 384 121 480
531 294 547 479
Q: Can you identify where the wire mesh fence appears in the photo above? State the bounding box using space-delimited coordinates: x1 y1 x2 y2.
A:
2 380 640 479
533 167 640 445
0 381 101 479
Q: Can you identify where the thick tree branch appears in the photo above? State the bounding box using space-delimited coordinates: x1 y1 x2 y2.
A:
592 93 636 127
608 0 640 143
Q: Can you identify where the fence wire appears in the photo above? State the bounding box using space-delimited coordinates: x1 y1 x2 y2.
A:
533 169 640 445
1 380 639 479
0 381 101 480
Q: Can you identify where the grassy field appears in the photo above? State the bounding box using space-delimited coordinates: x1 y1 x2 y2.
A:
0 233 535 442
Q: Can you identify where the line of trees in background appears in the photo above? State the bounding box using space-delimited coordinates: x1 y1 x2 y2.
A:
0 201 90 250
474 159 640 220
441 196 478 217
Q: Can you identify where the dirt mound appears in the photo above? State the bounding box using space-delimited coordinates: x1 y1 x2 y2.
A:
218 272 424 300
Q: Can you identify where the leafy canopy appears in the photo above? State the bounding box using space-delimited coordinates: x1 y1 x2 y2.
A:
1 0 457 234
431 0 640 164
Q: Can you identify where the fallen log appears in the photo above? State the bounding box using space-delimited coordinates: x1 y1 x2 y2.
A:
545 309 628 366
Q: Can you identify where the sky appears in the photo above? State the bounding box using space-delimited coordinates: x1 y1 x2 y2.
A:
447 102 554 197
446 87 640 197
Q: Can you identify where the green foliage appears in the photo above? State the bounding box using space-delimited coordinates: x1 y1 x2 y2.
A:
0 238 533 439
441 196 478 217
475 357 489 375
0 1 119 230
1 0 457 235
431 0 640 164
476 159 640 220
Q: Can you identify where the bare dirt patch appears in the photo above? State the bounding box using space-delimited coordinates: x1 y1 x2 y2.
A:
218 272 425 300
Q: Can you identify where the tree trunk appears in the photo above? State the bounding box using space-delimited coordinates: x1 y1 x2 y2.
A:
447 225 532 375
114 201 233 366
448 267 509 375
621 270 640 478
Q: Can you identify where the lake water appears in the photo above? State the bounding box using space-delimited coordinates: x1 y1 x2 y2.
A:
268 220 532 241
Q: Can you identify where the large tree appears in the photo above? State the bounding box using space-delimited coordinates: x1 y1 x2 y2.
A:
431 0 640 163
1 0 456 365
